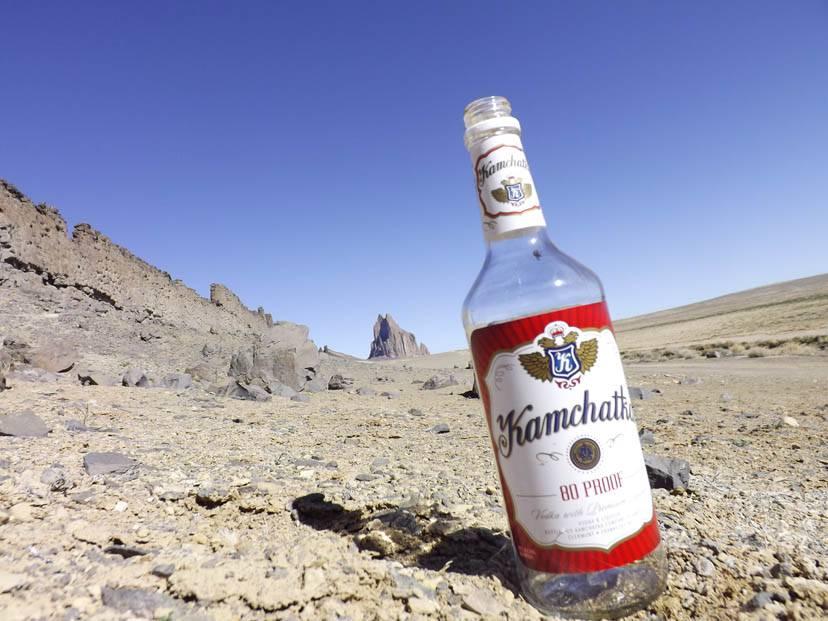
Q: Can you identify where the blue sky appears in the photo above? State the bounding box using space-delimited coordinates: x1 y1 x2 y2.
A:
2 2 826 356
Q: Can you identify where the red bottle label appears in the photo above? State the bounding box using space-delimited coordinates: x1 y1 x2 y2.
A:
470 301 660 573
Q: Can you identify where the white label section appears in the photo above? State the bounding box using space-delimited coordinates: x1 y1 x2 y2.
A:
470 133 546 241
484 323 653 550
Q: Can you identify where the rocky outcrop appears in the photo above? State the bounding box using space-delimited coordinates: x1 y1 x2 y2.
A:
0 179 319 386
368 314 430 360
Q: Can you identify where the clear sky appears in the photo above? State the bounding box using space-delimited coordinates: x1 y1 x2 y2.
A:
2 2 826 356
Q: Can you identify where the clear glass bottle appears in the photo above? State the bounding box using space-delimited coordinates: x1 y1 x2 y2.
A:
461 96 667 619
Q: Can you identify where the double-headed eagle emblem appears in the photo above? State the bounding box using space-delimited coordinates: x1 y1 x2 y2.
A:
491 176 533 204
519 327 598 383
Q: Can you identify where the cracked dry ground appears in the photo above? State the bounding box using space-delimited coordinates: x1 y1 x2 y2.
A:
1 356 827 620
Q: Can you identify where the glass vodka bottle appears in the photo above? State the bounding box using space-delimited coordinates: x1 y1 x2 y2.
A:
461 96 667 619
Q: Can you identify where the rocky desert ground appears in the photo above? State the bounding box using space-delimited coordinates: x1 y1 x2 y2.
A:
1 180 827 620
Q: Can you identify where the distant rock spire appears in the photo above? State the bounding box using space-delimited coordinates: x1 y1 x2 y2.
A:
368 314 430 359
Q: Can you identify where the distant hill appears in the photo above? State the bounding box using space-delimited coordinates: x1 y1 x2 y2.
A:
615 274 828 358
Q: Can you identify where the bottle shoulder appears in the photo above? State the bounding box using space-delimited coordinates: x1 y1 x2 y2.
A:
462 231 605 335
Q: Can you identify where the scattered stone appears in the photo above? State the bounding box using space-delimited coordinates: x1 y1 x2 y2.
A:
24 343 76 373
461 376 479 399
356 387 376 396
77 371 118 386
41 467 72 492
104 544 148 558
291 394 310 403
327 374 350 390
151 564 175 579
629 386 653 400
160 373 192 390
196 485 232 508
639 428 656 445
122 368 149 388
268 382 298 399
0 411 49 437
380 390 400 399
184 363 215 383
368 313 430 359
783 577 828 607
782 416 799 427
65 419 89 432
462 588 505 617
408 408 424 417
705 350 722 358
218 381 271 401
680 376 703 385
83 452 137 476
355 473 378 482
695 557 715 577
745 591 774 611
429 423 450 434
303 377 326 393
644 453 690 490
101 586 178 617
421 375 459 390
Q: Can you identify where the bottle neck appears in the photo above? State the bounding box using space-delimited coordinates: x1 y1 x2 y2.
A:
463 97 547 242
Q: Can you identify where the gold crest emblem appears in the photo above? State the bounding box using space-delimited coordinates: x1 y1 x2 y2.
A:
519 329 598 383
491 176 533 203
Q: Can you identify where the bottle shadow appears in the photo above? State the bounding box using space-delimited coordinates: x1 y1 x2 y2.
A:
292 493 517 592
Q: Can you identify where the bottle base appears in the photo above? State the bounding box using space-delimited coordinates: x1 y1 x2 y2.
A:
516 542 668 619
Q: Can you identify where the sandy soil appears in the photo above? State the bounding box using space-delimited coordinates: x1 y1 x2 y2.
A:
1 354 826 620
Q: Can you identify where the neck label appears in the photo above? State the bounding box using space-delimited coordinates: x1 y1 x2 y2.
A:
471 133 546 240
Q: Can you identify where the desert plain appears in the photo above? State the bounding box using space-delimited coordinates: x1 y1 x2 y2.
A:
1 180 827 620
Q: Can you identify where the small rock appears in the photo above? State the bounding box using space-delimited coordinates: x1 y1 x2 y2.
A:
83 452 137 476
65 419 89 432
429 423 450 434
196 485 232 508
695 557 715 577
639 428 656 445
0 411 50 437
745 591 774 611
269 382 298 399
41 467 72 492
303 378 326 393
462 588 505 617
355 473 378 482
408 408 424 417
160 373 192 390
101 586 178 616
679 376 702 385
327 374 350 390
644 453 690 490
77 371 119 386
104 544 148 558
218 381 271 401
421 375 459 390
705 350 722 358
356 387 376 396
122 368 150 388
151 564 175 579
380 390 400 399
782 416 799 427
291 394 310 403
629 386 653 400
720 392 734 402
